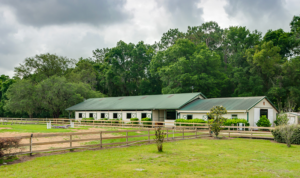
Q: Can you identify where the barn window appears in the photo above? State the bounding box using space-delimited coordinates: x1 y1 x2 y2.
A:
127 113 132 119
260 109 268 118
79 113 82 118
101 113 105 118
113 113 118 119
167 111 176 120
141 113 147 118
187 115 193 120
231 114 238 119
89 113 93 118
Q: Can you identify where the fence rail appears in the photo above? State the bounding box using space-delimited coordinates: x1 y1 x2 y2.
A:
5 128 210 155
2 125 275 156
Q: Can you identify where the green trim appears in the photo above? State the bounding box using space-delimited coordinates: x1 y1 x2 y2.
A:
247 112 249 122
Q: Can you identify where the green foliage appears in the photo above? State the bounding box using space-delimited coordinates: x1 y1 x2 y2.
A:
256 116 271 127
223 118 249 126
274 113 289 126
3 15 300 118
130 118 139 124
207 106 227 137
141 117 152 126
82 118 94 123
271 125 300 145
175 118 207 126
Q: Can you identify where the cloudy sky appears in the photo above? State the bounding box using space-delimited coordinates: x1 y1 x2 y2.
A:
0 0 299 77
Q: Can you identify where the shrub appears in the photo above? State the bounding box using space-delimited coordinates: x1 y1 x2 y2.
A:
224 118 249 126
0 138 21 158
271 125 300 146
256 115 271 127
82 117 94 123
175 118 207 126
130 118 139 124
141 118 152 127
154 127 166 152
207 106 227 137
111 118 119 123
274 113 289 126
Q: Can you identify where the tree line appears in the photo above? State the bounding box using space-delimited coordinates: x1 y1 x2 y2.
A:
1 15 300 118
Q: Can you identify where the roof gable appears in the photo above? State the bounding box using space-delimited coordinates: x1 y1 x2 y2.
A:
66 93 205 111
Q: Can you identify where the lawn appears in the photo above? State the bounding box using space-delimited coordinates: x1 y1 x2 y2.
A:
1 138 300 177
0 124 91 133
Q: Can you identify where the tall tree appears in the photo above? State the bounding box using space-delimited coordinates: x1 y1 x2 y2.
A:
15 53 75 83
4 80 38 118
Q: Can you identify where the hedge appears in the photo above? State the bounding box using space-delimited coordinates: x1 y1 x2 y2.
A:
175 118 207 126
141 117 152 126
224 118 249 126
130 118 139 124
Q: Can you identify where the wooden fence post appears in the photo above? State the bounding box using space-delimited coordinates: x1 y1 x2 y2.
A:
251 128 253 139
126 131 128 146
30 134 33 156
166 128 168 141
195 128 197 138
100 131 102 148
183 128 184 139
70 135 72 149
148 130 150 143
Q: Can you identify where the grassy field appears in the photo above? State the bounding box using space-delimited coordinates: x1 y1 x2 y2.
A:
1 138 300 177
0 124 91 133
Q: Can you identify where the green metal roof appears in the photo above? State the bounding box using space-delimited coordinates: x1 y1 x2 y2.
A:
179 96 278 111
66 93 206 111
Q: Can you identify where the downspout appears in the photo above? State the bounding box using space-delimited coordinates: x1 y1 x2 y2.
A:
247 111 249 122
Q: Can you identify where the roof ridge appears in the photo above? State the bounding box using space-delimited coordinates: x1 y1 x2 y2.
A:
87 92 203 99
206 96 265 99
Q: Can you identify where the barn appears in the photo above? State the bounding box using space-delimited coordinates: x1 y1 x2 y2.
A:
177 96 279 126
66 93 206 126
66 93 279 126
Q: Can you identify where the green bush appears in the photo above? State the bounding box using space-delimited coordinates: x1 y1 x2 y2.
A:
256 115 271 127
130 118 139 124
111 118 119 123
82 117 94 123
271 125 300 145
175 118 207 126
224 118 249 126
141 118 152 126
274 113 289 126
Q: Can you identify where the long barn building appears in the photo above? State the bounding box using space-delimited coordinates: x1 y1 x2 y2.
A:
66 93 279 126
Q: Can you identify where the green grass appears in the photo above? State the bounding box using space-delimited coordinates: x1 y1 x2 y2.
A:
0 124 91 133
84 129 198 146
2 138 300 177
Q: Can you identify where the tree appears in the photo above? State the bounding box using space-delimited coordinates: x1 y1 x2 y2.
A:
4 80 38 118
264 29 293 58
152 39 227 97
207 106 227 138
157 28 185 50
36 76 104 118
274 113 289 126
14 53 75 83
0 76 16 117
186 21 223 50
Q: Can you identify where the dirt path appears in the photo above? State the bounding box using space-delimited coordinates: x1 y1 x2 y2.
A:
1 127 123 152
